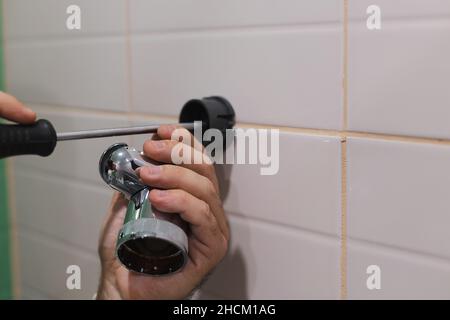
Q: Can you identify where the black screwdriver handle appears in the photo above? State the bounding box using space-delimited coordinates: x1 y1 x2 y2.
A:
0 119 57 159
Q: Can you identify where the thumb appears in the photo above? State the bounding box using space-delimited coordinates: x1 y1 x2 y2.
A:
0 92 36 124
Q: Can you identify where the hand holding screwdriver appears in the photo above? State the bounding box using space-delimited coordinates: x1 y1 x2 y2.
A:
0 92 55 159
0 91 57 159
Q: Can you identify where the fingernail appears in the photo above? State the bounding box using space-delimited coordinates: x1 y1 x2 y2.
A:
151 140 165 150
154 189 168 197
143 165 161 176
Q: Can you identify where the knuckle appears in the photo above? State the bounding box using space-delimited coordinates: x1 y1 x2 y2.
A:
142 139 154 154
172 166 187 184
211 235 228 263
171 164 183 175
177 190 190 207
201 201 211 217
158 165 172 182
204 178 217 198
150 189 166 205
209 217 220 235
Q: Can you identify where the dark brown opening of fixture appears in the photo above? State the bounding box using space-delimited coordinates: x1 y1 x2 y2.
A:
117 236 185 276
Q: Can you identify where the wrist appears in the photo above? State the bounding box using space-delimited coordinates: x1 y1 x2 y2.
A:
97 271 121 300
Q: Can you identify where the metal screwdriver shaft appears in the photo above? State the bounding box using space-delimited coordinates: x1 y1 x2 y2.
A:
56 122 196 141
0 96 235 159
0 121 198 159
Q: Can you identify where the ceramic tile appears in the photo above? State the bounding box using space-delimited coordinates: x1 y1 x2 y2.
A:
202 215 340 299
348 240 450 299
14 167 112 253
131 28 342 129
348 19 450 139
20 286 51 300
347 137 450 258
349 0 450 20
221 131 341 236
18 230 100 299
130 0 341 32
6 39 128 112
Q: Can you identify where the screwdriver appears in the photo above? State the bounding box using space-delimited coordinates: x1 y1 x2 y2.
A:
0 120 197 159
0 96 236 159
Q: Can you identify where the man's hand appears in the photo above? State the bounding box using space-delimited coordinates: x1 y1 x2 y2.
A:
0 91 36 123
97 125 229 300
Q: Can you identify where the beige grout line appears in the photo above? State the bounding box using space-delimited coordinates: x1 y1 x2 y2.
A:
345 130 450 146
340 0 349 300
26 102 178 122
26 102 450 146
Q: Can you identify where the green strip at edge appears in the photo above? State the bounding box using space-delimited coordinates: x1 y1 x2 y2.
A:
0 0 13 300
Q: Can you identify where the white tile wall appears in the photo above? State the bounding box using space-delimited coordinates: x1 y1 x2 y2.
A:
348 0 450 20
348 19 450 139
201 215 340 299
6 39 128 112
5 0 450 300
348 240 450 299
344 1 450 299
221 132 341 236
347 137 450 259
20 286 51 300
14 167 111 253
131 28 342 129
18 229 99 299
130 0 341 32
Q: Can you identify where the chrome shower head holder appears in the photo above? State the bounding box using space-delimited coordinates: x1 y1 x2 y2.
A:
99 143 189 276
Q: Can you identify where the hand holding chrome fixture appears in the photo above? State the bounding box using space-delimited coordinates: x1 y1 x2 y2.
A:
98 97 235 276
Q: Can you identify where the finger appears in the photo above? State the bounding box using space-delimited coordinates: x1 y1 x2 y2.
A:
139 165 228 238
143 139 218 189
149 189 222 247
147 124 218 189
0 92 36 124
155 124 178 140
157 125 203 152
